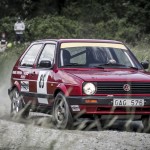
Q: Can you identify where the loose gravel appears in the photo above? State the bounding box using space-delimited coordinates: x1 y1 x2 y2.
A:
0 119 150 150
0 66 150 150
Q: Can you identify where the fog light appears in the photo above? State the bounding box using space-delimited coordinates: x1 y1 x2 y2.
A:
85 99 97 103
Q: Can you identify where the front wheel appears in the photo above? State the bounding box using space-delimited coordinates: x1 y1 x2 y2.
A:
52 92 73 129
142 115 150 132
10 88 30 118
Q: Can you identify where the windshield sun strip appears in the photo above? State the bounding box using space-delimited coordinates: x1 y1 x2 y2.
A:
61 43 127 50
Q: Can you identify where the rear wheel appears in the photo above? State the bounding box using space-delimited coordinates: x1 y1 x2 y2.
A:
10 88 30 118
52 92 73 129
142 115 150 132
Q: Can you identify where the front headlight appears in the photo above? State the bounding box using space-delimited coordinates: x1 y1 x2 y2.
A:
83 82 96 95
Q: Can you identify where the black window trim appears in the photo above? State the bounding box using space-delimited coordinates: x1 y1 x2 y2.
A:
35 42 57 69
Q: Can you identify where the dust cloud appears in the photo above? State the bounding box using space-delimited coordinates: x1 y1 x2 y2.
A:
0 56 14 117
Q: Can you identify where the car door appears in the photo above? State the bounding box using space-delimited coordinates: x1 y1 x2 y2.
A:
30 43 56 106
18 43 43 102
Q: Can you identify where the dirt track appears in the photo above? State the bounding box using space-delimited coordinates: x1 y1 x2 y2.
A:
0 106 149 150
0 92 149 150
0 58 150 150
0 118 150 150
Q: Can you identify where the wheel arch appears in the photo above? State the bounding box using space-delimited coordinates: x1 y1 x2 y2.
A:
55 83 70 97
9 80 21 95
54 89 62 98
14 81 21 91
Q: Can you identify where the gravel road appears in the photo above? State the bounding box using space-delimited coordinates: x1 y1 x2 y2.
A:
0 61 150 150
0 118 150 150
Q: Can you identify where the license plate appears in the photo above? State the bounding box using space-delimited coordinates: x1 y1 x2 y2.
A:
113 99 144 107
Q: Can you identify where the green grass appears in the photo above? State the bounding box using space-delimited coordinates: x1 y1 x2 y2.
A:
0 44 28 84
132 44 150 62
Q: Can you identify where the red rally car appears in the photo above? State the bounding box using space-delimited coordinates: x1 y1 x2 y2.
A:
8 39 150 130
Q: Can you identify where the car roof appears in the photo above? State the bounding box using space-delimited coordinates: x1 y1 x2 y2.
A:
34 39 123 44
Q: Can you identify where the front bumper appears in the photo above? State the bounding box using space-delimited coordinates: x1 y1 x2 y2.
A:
66 96 150 115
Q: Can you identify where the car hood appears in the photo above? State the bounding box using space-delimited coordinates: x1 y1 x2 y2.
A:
63 69 150 82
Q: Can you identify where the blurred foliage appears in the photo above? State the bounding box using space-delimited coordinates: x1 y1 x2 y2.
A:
0 0 150 45
0 15 148 46
0 44 28 83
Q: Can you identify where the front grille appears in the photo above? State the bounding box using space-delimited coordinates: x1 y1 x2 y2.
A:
96 82 150 94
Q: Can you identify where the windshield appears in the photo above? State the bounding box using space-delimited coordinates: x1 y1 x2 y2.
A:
59 42 140 69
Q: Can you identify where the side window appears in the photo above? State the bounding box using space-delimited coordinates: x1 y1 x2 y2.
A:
38 44 56 66
20 44 42 67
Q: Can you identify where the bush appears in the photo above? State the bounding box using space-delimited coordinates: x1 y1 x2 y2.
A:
0 15 149 46
0 16 16 41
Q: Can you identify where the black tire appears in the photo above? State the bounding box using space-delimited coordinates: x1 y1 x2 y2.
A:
10 88 30 118
52 92 73 129
142 115 150 132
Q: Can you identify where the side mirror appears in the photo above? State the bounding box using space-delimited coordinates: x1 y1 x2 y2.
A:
39 60 52 68
141 61 149 69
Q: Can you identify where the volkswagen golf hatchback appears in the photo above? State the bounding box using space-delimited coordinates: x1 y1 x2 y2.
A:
8 39 150 130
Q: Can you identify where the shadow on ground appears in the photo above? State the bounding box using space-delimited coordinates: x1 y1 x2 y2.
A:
0 112 145 133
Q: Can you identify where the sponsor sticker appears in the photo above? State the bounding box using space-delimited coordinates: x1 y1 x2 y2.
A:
21 81 29 92
12 71 22 75
12 71 16 74
71 105 80 111
24 72 29 75
21 75 26 79
16 71 22 75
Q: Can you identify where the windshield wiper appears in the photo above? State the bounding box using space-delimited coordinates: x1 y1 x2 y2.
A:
63 63 85 67
90 65 104 69
127 66 139 70
98 63 139 70
97 63 126 67
89 63 125 69
63 63 138 70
